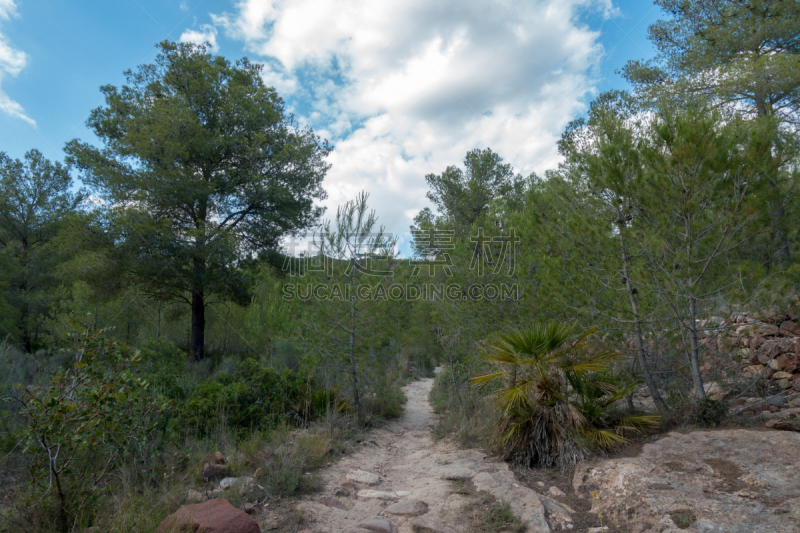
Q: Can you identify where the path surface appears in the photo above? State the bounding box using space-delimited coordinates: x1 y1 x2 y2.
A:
295 377 558 533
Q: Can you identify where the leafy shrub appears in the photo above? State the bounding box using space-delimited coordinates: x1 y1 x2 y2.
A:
174 359 339 437
4 319 168 532
691 397 728 428
473 323 659 469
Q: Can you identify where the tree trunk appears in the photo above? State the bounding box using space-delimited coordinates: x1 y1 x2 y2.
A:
688 294 705 399
756 91 791 268
190 289 205 362
349 269 360 410
617 221 668 413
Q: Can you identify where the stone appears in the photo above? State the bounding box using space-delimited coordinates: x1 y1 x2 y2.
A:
384 499 429 516
157 498 260 533
766 395 787 407
219 476 256 492
356 490 398 500
240 503 256 514
346 469 381 485
765 419 800 432
201 462 229 483
573 430 800 533
410 518 459 533
779 320 800 337
541 497 573 530
320 496 349 510
333 486 350 497
587 528 609 533
356 516 398 533
749 335 766 350
186 489 207 504
547 486 566 497
473 471 550 532
772 371 793 380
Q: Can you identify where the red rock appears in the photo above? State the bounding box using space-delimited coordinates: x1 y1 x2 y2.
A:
157 498 260 533
779 321 800 337
750 335 766 350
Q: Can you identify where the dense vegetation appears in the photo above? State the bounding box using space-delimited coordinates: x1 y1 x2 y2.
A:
1 1 799 531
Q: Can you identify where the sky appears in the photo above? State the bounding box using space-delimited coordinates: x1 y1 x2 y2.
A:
0 0 663 254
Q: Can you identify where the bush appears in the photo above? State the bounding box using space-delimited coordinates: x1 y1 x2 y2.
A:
473 323 659 469
3 319 168 532
174 359 339 437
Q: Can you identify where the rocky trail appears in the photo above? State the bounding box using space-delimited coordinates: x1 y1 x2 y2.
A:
168 374 800 533
283 375 800 533
288 376 566 533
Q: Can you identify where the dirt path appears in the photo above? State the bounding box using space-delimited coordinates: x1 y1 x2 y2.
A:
293 376 558 533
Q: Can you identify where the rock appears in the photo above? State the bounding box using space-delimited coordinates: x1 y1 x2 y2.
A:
772 370 793 380
320 496 349 510
356 516 398 533
411 518 459 533
219 476 256 492
573 430 800 533
547 486 566 497
587 528 609 533
765 419 800 432
384 499 429 516
186 489 207 504
749 335 766 350
764 407 800 419
742 364 765 377
240 502 256 514
766 395 787 407
346 469 381 485
737 323 778 337
200 457 228 483
779 320 800 337
542 497 573 530
356 490 398 500
473 470 550 532
333 486 350 497
157 498 260 533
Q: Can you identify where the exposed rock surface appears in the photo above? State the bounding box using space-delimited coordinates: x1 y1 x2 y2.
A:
573 429 800 533
296 377 552 532
356 516 399 533
157 498 260 533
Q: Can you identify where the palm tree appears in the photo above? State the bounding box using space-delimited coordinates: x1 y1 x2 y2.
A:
472 322 659 468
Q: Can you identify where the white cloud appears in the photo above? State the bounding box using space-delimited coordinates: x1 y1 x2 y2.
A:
179 24 219 52
211 0 614 246
0 0 34 126
180 1 189 12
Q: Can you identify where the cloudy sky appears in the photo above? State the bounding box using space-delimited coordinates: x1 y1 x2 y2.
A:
0 0 661 253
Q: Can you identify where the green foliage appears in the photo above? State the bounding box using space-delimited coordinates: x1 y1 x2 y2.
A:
691 397 728 428
65 40 330 361
6 319 168 531
473 323 659 468
174 359 337 437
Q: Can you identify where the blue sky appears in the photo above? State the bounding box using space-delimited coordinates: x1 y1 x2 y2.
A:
0 0 662 250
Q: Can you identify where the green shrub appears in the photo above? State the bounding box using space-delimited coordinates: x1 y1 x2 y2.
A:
174 359 340 437
473 323 659 469
691 397 728 428
5 319 168 532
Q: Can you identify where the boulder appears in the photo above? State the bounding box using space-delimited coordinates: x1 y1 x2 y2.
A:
384 499 429 516
157 498 260 533
346 469 380 485
356 516 398 533
547 486 566 498
572 430 800 533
